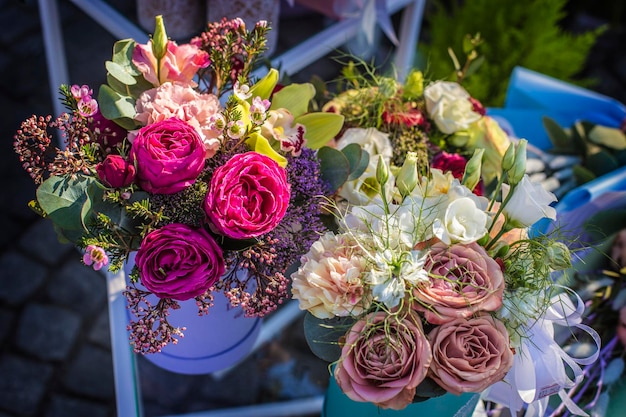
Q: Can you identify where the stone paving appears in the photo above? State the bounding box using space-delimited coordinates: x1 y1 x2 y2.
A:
0 1 624 417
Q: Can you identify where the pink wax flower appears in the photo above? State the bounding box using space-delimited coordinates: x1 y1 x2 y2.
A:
135 224 225 301
334 311 432 410
129 118 206 194
134 82 222 158
412 241 504 324
96 154 136 188
204 152 290 239
83 245 109 271
132 40 210 87
428 314 513 395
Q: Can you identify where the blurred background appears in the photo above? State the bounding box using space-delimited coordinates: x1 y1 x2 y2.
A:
0 0 624 416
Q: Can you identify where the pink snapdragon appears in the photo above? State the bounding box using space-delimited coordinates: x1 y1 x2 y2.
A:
83 245 109 271
132 40 210 87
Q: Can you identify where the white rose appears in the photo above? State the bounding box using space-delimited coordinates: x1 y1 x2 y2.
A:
502 175 557 227
433 196 489 244
423 81 482 134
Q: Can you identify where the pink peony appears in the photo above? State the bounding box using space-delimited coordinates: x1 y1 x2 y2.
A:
134 82 222 158
413 242 504 324
204 152 290 239
129 118 206 194
428 314 514 395
96 154 136 188
132 40 210 87
135 224 224 301
334 312 432 410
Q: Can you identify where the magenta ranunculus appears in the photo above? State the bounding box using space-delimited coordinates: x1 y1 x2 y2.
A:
96 154 136 188
413 242 504 324
135 223 224 300
428 314 514 395
129 118 206 194
334 312 432 410
204 152 290 239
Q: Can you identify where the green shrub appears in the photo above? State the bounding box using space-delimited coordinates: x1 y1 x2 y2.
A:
420 0 606 107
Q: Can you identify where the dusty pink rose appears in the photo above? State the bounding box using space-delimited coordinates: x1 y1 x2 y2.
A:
96 154 136 188
428 314 514 394
135 224 224 300
204 152 290 239
129 118 206 194
413 242 504 324
334 312 432 410
134 82 222 157
132 40 210 87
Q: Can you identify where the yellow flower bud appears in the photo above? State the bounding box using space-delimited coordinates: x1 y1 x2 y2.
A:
396 152 418 197
151 15 168 60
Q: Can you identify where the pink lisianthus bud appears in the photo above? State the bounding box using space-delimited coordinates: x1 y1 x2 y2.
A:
83 245 109 271
96 154 136 188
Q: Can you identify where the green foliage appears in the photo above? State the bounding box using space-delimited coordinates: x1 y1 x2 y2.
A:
422 0 606 106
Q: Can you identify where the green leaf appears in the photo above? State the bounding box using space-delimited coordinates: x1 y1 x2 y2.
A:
543 116 574 153
585 149 619 177
111 39 140 76
572 164 596 185
295 112 344 149
464 54 485 79
97 84 138 129
270 83 315 117
105 61 137 85
303 312 354 363
341 143 369 181
413 378 447 402
588 124 626 150
584 209 626 242
36 175 95 242
317 146 351 193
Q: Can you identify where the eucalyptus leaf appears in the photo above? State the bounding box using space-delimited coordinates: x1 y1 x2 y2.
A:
111 39 140 76
295 112 344 149
303 312 354 363
341 144 369 181
464 54 485 79
588 124 626 150
317 146 350 193
97 84 137 127
543 116 573 152
83 182 124 228
270 83 315 117
604 358 625 385
105 61 137 85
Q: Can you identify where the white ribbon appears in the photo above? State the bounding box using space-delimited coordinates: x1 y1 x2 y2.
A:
482 288 601 417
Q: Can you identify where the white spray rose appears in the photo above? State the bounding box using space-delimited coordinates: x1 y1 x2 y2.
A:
424 81 482 134
433 197 489 244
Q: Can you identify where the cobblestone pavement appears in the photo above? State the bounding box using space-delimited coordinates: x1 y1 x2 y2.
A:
0 1 624 417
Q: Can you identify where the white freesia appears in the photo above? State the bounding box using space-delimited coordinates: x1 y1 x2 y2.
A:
424 81 482 134
502 175 557 227
433 196 489 244
336 128 395 205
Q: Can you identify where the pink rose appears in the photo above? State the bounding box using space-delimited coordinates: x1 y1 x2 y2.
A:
96 154 136 188
334 312 432 410
129 118 206 194
413 242 504 324
204 152 290 239
135 224 225 301
134 82 222 158
428 314 514 395
132 40 210 87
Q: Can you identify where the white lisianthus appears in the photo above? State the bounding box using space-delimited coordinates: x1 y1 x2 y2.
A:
423 81 482 134
502 175 557 227
336 128 395 205
433 197 489 244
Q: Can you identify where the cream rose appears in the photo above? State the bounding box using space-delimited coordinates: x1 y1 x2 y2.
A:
291 232 370 318
428 314 514 395
424 81 482 134
502 175 557 227
433 196 489 244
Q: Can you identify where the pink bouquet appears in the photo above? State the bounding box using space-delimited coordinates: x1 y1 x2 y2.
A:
13 16 349 354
